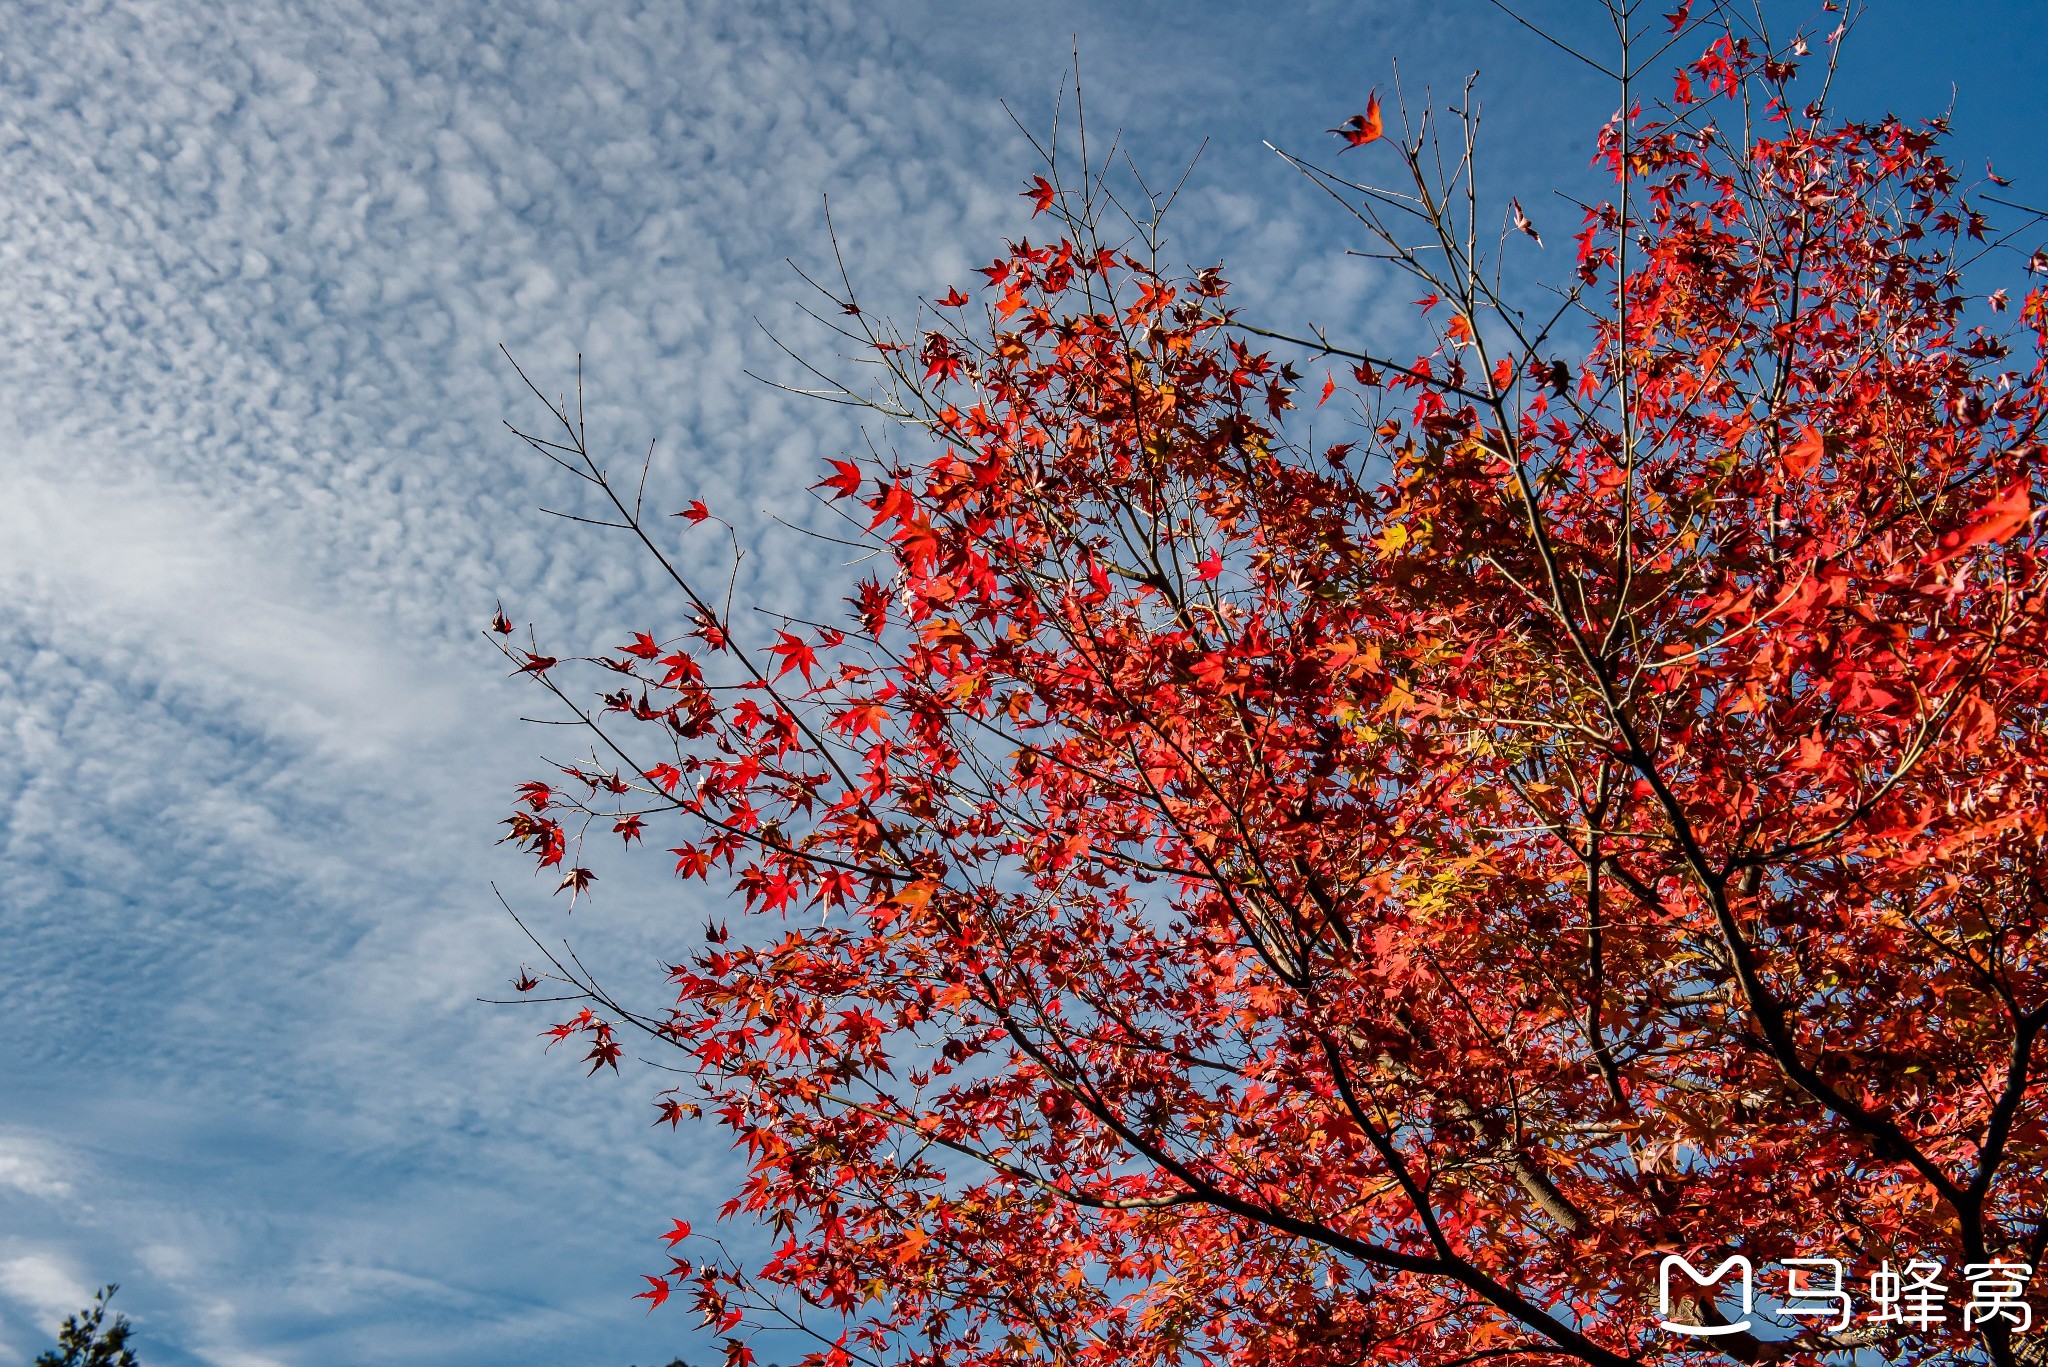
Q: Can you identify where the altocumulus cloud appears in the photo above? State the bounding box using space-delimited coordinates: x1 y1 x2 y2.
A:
0 1 1040 1362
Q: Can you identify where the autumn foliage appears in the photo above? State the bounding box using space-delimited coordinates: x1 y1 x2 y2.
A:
496 9 2048 1366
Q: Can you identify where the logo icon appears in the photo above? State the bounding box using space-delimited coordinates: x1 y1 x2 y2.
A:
1658 1255 1754 1336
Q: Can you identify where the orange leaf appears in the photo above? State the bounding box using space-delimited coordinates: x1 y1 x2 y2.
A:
894 880 938 913
896 1226 930 1263
1331 92 1383 149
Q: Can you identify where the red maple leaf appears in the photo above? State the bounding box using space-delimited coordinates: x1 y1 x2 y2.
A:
769 632 819 683
1331 92 1383 148
1927 479 2036 566
815 459 863 500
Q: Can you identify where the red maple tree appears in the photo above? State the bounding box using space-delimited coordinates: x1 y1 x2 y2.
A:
494 6 2048 1364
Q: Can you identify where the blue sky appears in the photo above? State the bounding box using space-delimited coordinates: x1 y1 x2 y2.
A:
1 2 2042 1363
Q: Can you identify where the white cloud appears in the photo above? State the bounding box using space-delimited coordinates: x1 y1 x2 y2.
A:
0 1137 73 1202
0 0 1032 1360
0 461 463 764
0 1252 91 1330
